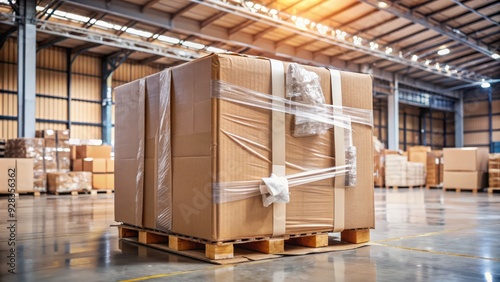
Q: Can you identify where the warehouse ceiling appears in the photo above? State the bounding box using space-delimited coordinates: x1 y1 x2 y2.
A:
0 0 499 92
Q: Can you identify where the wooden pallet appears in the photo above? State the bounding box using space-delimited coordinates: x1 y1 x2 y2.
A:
386 185 425 190
118 225 370 264
426 184 443 189
49 190 92 196
487 187 500 194
443 187 484 194
90 189 114 195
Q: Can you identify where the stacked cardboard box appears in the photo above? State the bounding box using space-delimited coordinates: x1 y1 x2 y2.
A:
408 146 431 172
488 154 500 188
73 145 114 190
115 54 375 242
443 148 488 190
407 162 426 187
0 139 5 158
385 154 407 187
426 151 443 187
0 158 34 193
36 129 71 172
47 171 92 193
385 154 425 187
5 138 46 191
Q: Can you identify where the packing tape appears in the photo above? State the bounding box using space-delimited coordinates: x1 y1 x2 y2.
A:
330 69 345 233
270 59 286 237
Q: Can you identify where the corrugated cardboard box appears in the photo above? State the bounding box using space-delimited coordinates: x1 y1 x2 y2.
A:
76 145 112 159
408 146 431 169
114 79 145 227
93 174 107 189
106 159 114 173
0 158 34 192
82 158 107 173
426 151 443 186
443 171 486 189
443 147 488 171
169 54 373 241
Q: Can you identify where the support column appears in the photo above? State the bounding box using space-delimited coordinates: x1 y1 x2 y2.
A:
488 87 493 152
17 0 37 137
454 96 464 147
388 78 399 150
101 62 113 145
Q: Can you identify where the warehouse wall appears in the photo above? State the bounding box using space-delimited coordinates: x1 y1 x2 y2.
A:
463 87 500 149
0 38 162 142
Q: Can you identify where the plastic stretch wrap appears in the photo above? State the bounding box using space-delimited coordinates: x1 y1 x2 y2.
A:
6 138 47 192
47 171 92 193
286 63 332 137
212 80 372 129
156 69 172 232
211 78 368 206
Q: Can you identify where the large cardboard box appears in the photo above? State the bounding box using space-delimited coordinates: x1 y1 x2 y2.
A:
76 145 112 159
114 54 374 241
169 54 374 241
443 147 488 172
0 158 34 192
443 171 486 189
426 151 443 186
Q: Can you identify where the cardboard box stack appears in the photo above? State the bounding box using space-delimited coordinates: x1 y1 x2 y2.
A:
443 148 488 190
5 138 46 191
0 158 34 193
426 151 443 187
385 152 425 187
114 54 375 242
73 145 114 190
488 154 500 188
385 154 407 187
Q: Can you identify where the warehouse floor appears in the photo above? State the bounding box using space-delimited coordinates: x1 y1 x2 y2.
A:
1 188 499 281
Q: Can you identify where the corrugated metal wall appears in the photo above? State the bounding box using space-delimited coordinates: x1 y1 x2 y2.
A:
0 39 18 138
463 91 500 148
0 38 163 142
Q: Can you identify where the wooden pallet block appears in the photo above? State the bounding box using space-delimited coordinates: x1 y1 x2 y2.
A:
287 234 328 248
488 187 500 194
340 229 370 244
90 189 114 195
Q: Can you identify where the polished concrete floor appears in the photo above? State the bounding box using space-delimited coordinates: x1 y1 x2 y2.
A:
1 188 499 281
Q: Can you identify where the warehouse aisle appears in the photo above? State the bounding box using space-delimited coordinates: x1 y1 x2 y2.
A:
1 189 499 281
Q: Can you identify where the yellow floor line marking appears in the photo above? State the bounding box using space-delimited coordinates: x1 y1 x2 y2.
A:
373 223 500 243
120 264 239 281
371 242 500 261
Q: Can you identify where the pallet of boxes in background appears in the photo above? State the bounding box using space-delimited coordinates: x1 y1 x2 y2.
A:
443 148 488 194
488 154 500 194
114 54 374 263
5 138 47 192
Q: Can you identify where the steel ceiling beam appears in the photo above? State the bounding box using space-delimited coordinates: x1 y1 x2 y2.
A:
59 0 463 96
357 0 499 59
451 0 500 27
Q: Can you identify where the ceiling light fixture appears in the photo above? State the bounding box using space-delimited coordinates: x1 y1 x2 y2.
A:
492 53 500 59
437 48 450 56
411 55 418 62
377 1 388 8
481 79 491 88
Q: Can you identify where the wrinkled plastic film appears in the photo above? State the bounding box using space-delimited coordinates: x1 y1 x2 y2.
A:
286 63 332 137
212 80 372 130
213 165 351 204
156 69 172 232
135 79 146 228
